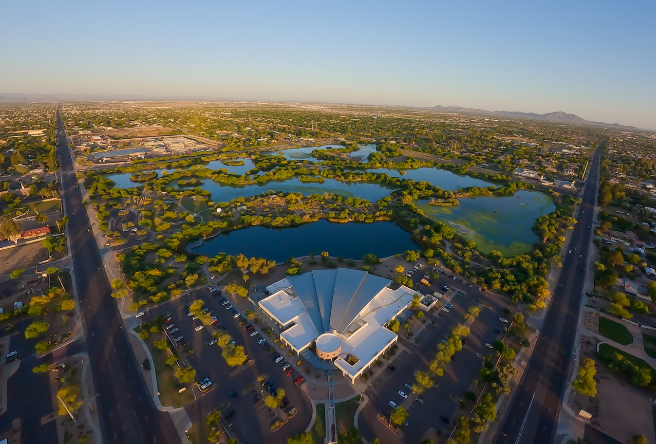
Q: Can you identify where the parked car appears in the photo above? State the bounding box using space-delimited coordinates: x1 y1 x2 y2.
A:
484 343 493 349
249 330 259 337
389 401 397 408
499 317 508 323
404 383 412 390
415 398 424 405
136 311 145 318
281 363 290 371
199 378 212 390
194 325 204 332
387 365 396 371
398 390 408 399
253 393 262 403
285 367 294 376
274 355 284 364
294 376 305 385
5 351 19 362
258 338 267 346
208 339 218 346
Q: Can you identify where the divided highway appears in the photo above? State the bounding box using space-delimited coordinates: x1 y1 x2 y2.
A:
493 143 603 444
55 109 180 444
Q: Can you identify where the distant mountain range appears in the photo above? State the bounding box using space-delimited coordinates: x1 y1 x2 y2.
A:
0 93 635 130
432 105 634 129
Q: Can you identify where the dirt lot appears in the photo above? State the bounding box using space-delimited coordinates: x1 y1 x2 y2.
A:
570 334 655 443
0 243 49 275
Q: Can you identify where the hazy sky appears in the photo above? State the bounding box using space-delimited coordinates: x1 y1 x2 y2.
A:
1 0 655 128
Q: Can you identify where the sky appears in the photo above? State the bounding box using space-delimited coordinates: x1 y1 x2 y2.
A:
1 0 655 129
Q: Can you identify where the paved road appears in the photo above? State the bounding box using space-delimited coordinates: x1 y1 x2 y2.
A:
493 144 603 444
55 109 180 444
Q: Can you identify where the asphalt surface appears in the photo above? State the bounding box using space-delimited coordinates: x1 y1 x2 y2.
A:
0 317 58 444
358 270 512 443
142 288 312 444
55 109 181 444
493 144 603 444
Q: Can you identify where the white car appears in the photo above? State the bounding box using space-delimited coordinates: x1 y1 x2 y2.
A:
194 325 204 331
499 317 508 323
258 338 267 346
135 311 145 318
398 390 408 399
442 307 450 313
249 330 259 337
484 343 493 349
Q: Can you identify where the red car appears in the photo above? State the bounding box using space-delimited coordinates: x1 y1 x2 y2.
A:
285 367 294 376
293 376 305 385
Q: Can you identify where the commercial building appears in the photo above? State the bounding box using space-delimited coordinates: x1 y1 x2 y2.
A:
259 268 417 383
88 148 147 162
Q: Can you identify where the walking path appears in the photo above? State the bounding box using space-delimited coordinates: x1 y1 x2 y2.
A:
326 371 337 444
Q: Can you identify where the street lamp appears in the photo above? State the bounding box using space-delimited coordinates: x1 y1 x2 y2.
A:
88 393 100 411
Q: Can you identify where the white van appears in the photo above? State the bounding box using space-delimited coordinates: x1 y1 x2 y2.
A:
389 401 397 408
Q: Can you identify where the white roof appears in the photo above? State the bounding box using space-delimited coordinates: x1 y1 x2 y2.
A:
280 312 319 352
260 271 417 370
259 289 305 327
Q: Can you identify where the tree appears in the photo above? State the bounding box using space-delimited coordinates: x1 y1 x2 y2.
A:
265 388 285 409
42 235 65 253
415 371 433 388
222 345 247 367
153 339 168 350
609 302 632 319
37 212 50 224
606 250 624 268
412 294 421 308
390 406 408 425
165 355 178 366
453 415 470 444
452 324 470 338
387 319 400 333
206 409 222 426
111 289 128 299
32 364 50 373
57 384 82 416
111 279 124 290
175 366 196 383
395 265 405 274
216 332 232 348
572 358 597 397
25 321 49 339
58 299 75 311
467 306 480 319
10 269 23 279
647 282 656 301
45 267 59 275
185 274 198 287
288 432 313 444
634 435 648 444
0 217 21 243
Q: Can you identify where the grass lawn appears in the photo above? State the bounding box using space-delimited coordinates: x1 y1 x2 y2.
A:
335 396 361 434
311 403 326 444
181 196 209 214
597 317 633 345
30 199 61 214
599 343 655 371
642 333 656 359
146 339 194 408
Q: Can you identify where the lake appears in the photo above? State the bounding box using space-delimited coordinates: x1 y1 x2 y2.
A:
195 177 397 203
416 190 555 256
266 144 377 162
189 219 419 262
105 159 257 188
368 167 492 191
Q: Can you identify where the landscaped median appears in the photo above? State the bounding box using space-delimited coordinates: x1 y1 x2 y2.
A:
597 317 633 345
133 320 194 408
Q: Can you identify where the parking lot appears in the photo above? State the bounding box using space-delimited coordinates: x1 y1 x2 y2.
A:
358 264 514 443
140 287 312 444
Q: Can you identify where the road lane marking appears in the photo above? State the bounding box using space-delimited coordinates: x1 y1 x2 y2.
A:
515 393 535 444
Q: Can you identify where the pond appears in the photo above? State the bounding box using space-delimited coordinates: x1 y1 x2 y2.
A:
194 177 397 203
416 190 556 256
368 167 492 191
188 220 419 262
266 144 377 162
105 159 257 188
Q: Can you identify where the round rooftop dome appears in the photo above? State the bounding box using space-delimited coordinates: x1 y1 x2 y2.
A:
316 333 341 360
